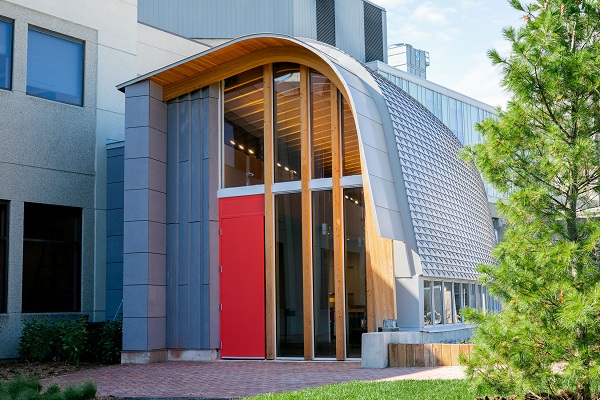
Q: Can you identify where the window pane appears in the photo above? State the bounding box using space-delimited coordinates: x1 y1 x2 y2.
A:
342 97 361 176
274 63 301 183
223 67 264 188
0 19 12 90
470 283 476 308
311 71 333 179
424 280 432 326
433 281 443 325
275 193 303 357
312 191 335 357
0 202 7 313
454 282 462 323
444 282 453 324
22 203 81 312
27 29 83 106
462 283 470 310
344 187 366 358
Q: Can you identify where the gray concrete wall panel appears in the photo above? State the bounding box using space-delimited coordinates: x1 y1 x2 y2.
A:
123 81 168 353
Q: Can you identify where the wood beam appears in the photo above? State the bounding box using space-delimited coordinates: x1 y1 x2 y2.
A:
263 64 276 360
363 179 396 333
300 65 313 360
331 88 345 361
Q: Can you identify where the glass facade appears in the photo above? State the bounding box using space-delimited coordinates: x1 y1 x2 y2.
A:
0 18 12 91
275 193 304 357
222 64 368 358
311 71 333 179
423 279 500 326
223 67 265 188
344 187 366 358
274 63 301 183
342 97 361 176
377 71 501 200
312 190 335 357
27 29 83 106
432 281 443 325
22 203 81 313
443 281 453 324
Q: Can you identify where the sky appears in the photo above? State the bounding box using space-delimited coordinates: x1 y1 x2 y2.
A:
370 0 524 108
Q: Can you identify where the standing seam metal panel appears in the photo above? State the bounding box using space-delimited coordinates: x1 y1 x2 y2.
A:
316 0 336 46
138 0 299 38
335 0 365 62
166 90 209 350
364 1 384 62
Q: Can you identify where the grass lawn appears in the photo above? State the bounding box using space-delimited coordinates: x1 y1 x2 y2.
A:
247 379 482 400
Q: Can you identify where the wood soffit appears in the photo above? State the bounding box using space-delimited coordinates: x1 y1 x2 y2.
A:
120 36 351 103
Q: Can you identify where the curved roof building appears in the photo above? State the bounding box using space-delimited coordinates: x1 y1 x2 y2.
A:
117 34 496 363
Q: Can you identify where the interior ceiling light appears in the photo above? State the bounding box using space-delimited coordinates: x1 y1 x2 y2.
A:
238 144 244 150
229 140 235 145
277 162 282 167
248 149 254 154
284 166 290 171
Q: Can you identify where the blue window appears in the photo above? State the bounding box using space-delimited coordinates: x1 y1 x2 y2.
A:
0 18 13 90
27 28 83 106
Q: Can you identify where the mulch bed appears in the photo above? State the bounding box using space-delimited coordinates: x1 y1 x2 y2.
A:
0 360 117 399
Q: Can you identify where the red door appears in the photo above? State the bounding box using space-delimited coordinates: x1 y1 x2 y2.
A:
220 195 265 358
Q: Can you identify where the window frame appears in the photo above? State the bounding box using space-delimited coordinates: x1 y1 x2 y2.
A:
21 203 82 313
26 25 85 106
0 201 8 313
0 16 14 91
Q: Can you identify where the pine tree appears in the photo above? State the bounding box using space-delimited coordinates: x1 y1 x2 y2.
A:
464 0 600 398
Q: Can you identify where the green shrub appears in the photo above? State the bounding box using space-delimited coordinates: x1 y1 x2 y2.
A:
54 318 88 364
18 319 54 362
19 317 122 364
97 320 122 364
0 375 96 400
84 320 122 364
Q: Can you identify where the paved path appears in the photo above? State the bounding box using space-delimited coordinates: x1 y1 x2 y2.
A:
43 361 466 399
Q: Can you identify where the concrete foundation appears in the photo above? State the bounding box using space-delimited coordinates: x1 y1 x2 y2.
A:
361 326 474 368
121 349 218 363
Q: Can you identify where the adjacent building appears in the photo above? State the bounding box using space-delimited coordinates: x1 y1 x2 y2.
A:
0 0 205 359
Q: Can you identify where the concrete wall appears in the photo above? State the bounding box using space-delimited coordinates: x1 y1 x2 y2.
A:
0 1 98 358
136 23 208 76
361 327 475 368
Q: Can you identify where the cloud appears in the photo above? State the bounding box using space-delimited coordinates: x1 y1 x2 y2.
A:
410 3 456 25
459 0 482 9
440 51 510 108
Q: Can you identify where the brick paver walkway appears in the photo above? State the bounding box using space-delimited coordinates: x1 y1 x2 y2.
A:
43 361 466 399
